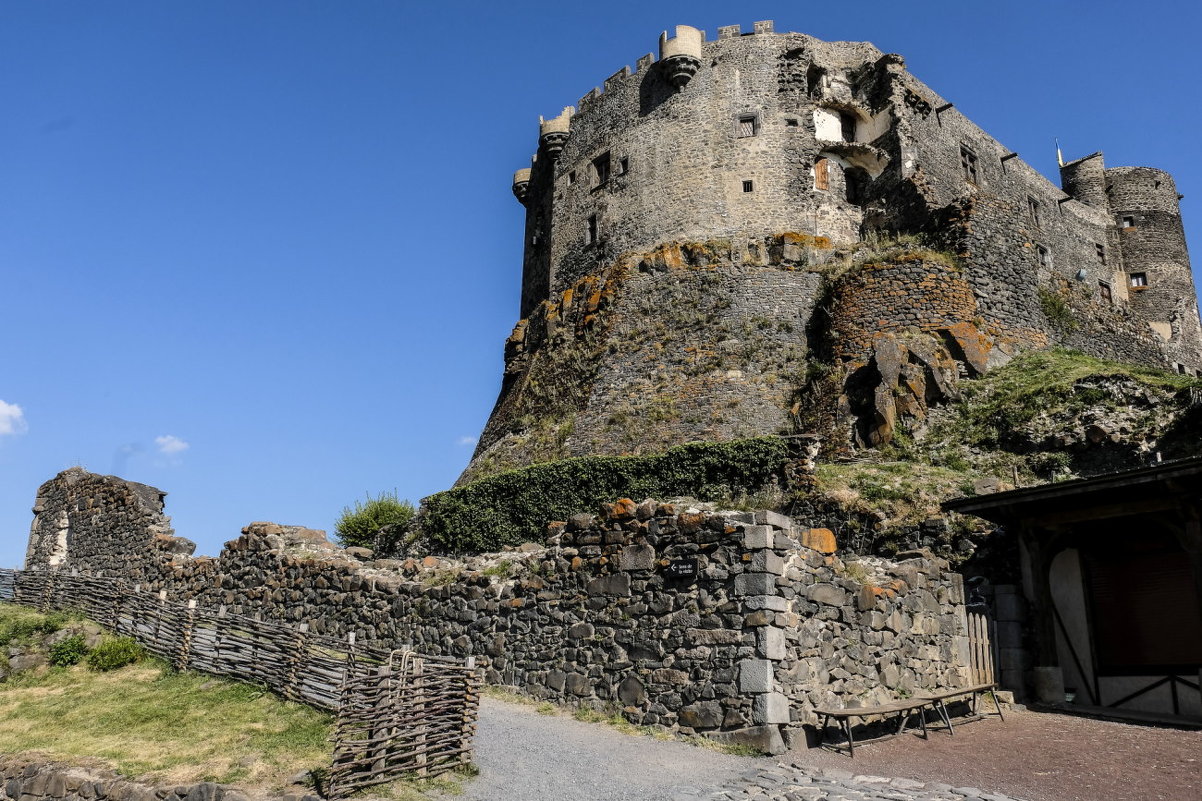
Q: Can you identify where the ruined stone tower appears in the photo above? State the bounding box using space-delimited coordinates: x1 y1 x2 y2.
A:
462 22 1202 481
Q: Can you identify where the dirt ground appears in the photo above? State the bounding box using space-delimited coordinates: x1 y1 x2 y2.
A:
794 707 1202 801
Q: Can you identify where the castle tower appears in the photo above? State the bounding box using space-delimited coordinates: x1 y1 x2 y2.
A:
460 23 1202 482
1105 167 1202 373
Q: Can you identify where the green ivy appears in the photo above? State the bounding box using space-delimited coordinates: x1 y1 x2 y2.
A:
421 437 791 553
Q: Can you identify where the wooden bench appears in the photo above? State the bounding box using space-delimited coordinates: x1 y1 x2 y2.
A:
917 682 1005 733
813 698 940 757
815 684 1004 756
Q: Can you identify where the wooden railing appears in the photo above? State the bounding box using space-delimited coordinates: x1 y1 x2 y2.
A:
0 568 479 797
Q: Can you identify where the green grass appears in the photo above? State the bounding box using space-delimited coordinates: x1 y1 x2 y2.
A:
0 604 73 647
925 348 1201 451
812 461 978 530
0 603 332 791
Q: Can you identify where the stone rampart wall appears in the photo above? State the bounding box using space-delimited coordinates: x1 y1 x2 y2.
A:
25 469 973 752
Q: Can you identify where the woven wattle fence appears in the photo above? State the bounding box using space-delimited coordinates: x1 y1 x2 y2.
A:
0 568 480 798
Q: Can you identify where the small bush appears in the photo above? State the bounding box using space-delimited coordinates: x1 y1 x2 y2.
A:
1038 287 1078 331
86 636 144 671
334 491 416 549
48 634 89 667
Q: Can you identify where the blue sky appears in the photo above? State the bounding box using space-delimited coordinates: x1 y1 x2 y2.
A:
2 1 1199 566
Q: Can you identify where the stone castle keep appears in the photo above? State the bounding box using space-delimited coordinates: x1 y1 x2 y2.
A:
466 21 1202 478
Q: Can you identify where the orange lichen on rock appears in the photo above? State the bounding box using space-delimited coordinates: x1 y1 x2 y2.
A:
801 527 837 554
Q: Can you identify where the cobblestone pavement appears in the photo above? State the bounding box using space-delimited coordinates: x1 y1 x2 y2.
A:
697 762 1026 801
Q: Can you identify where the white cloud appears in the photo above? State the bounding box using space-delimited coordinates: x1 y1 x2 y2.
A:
457 435 478 446
155 434 189 455
0 400 27 436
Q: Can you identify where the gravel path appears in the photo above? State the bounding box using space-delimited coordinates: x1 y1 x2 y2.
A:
456 698 1029 801
459 697 760 800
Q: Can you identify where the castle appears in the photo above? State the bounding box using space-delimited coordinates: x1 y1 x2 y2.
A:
464 21 1202 480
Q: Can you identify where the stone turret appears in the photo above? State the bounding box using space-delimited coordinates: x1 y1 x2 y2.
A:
512 167 532 205
537 107 573 158
658 25 703 91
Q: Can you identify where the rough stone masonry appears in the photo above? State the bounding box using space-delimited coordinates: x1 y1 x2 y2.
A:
467 20 1202 479
25 468 974 753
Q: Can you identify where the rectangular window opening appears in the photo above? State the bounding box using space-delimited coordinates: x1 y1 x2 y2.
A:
1036 245 1050 269
593 152 611 185
960 145 979 185
1028 197 1041 229
839 112 857 142
586 214 598 245
814 158 830 191
1130 272 1148 288
785 117 799 127
1098 281 1112 304
1121 215 1136 229
742 180 754 193
568 171 576 185
618 157 629 175
737 114 758 137
1096 243 1106 265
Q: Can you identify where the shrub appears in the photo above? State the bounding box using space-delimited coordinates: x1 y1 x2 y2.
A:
420 436 792 553
334 491 416 549
1038 287 1078 331
86 636 144 671
48 634 89 667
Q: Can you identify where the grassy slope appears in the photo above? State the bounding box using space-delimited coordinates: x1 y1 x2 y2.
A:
803 349 1202 556
0 603 332 791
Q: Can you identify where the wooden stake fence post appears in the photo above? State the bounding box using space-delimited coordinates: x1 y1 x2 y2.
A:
415 657 428 778
177 599 197 671
284 623 308 702
461 656 477 767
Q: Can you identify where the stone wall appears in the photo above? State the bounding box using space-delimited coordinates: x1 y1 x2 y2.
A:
25 469 974 753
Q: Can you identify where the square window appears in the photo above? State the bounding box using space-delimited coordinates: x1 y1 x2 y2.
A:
593 152 611 184
960 145 979 185
1121 215 1136 228
1130 272 1148 288
737 114 759 137
742 180 754 193
586 214 598 245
